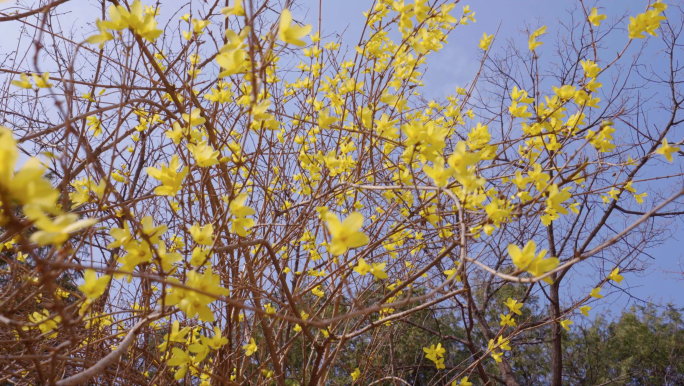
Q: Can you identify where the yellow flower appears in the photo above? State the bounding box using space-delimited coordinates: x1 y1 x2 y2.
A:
24 205 98 246
167 348 192 380
189 339 211 362
191 18 210 34
229 193 256 237
190 223 214 246
580 305 591 317
86 116 102 137
166 122 185 144
526 253 560 283
628 3 667 39
325 212 369 256
111 171 127 183
504 298 523 315
232 216 256 237
455 377 472 386
546 184 572 215
107 222 134 249
102 0 162 42
55 287 70 299
353 258 371 275
278 9 312 47
24 309 61 338
485 198 511 225
79 269 111 301
216 49 247 77
187 141 220 167
507 241 559 283
264 303 276 315
369 262 388 280
221 0 245 17
311 286 325 297
190 247 210 267
495 335 511 351
146 155 188 196
588 7 607 26
478 32 493 50
86 19 114 48
443 264 461 282
528 26 546 51
590 287 603 299
182 108 206 128
201 326 228 350
140 216 167 243
634 192 647 205
560 319 573 331
608 267 624 284
243 338 258 356
351 368 361 381
166 270 228 322
424 158 454 188
11 73 32 89
158 320 190 350
655 138 680 162
32 72 53 88
500 313 516 327
507 241 537 271
0 128 59 210
423 343 445 362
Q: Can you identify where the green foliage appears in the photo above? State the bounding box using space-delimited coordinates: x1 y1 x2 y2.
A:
329 303 684 386
562 304 684 386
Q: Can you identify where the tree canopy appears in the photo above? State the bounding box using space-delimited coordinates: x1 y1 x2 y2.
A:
0 0 683 385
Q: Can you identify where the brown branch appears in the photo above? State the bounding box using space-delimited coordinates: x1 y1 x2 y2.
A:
55 308 167 386
0 0 70 22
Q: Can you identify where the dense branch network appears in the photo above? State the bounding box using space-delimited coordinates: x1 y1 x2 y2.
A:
0 0 682 385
